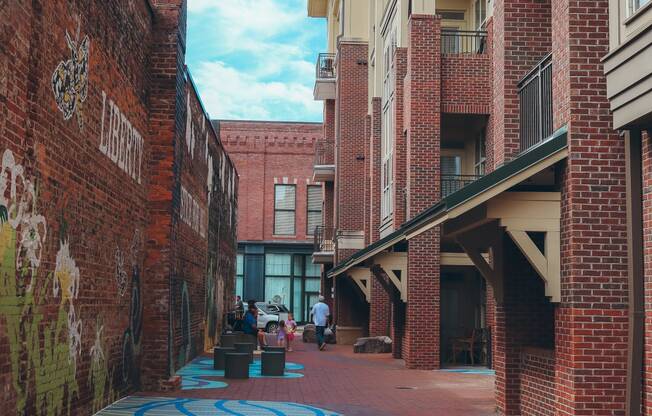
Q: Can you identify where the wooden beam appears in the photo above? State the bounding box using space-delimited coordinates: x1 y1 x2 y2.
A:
374 252 408 302
348 267 372 303
442 204 490 238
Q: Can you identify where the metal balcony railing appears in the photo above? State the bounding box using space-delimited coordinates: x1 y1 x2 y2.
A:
441 174 484 197
316 53 336 80
314 226 335 253
314 139 334 166
441 29 488 54
518 53 553 153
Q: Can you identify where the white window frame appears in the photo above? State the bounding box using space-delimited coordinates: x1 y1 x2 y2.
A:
629 0 651 16
381 27 397 225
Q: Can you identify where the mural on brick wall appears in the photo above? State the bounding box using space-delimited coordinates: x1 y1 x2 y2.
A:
51 24 89 130
179 281 192 366
99 91 145 184
180 185 207 238
89 317 117 414
0 149 80 415
120 229 143 387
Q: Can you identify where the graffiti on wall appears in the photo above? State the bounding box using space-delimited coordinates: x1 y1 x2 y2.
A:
99 91 144 184
203 261 217 350
89 318 116 413
51 25 89 130
0 149 80 415
180 185 206 238
120 228 143 386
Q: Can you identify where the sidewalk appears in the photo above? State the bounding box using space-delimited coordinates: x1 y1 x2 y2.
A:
98 341 495 415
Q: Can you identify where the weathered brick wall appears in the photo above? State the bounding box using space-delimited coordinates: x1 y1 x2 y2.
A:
643 129 652 413
519 349 556 415
219 121 322 244
0 1 237 414
552 0 628 413
392 48 408 228
441 53 491 115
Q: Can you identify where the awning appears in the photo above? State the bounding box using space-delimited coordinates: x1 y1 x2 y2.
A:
328 126 568 279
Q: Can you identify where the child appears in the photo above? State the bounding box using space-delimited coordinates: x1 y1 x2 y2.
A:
286 313 297 352
277 320 287 350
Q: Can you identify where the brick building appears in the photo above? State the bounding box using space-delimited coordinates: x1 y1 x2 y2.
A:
0 1 237 415
308 0 651 414
217 121 325 324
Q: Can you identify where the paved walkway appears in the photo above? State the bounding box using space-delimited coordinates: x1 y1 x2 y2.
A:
98 341 496 416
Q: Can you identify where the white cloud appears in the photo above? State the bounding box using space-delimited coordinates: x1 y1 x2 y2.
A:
192 61 322 121
186 0 324 121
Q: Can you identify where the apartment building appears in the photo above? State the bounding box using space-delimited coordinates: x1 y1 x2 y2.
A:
218 121 325 323
309 0 649 413
604 0 652 414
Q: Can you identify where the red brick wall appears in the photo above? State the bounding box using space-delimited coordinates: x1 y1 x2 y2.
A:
335 41 368 259
552 0 628 414
219 121 322 243
491 0 551 166
369 97 382 244
441 54 491 115
520 348 556 415
402 14 442 369
642 129 652 414
0 1 237 414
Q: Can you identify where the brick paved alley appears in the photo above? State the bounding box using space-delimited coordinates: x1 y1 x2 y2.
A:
100 340 495 416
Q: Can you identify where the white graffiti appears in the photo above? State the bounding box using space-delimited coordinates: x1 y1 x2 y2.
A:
90 324 105 363
207 155 214 204
99 91 144 184
51 25 89 130
185 93 196 159
0 149 47 291
180 185 206 238
54 239 82 369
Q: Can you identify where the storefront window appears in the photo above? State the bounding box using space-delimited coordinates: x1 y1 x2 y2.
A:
265 253 292 276
305 255 321 277
236 254 244 298
265 276 291 305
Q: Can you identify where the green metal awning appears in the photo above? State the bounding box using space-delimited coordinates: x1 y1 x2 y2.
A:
328 126 568 278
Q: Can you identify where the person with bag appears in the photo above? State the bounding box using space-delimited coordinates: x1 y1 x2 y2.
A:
310 295 330 351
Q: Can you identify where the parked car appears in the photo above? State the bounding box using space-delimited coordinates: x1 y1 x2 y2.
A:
255 302 289 333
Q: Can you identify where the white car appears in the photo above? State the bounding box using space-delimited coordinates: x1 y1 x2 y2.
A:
255 302 289 333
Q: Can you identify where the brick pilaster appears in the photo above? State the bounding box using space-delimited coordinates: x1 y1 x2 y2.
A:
552 0 628 413
403 14 441 369
393 47 408 227
369 97 382 244
369 267 391 337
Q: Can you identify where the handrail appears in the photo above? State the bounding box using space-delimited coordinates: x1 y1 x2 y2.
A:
441 29 488 54
316 53 336 80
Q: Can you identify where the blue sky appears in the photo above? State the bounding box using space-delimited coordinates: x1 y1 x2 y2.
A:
186 0 326 122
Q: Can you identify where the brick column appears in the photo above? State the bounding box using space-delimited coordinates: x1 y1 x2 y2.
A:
403 15 441 369
552 0 628 413
369 268 391 337
491 0 551 167
143 0 185 390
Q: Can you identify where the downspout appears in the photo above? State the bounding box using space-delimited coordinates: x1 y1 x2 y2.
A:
625 129 644 416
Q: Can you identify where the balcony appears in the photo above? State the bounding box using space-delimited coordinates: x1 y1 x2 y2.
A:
441 174 484 198
313 226 335 264
441 29 488 55
313 139 335 182
518 53 553 153
314 53 336 100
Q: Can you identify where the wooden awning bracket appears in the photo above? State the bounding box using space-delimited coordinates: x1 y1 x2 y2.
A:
373 252 408 302
348 267 372 303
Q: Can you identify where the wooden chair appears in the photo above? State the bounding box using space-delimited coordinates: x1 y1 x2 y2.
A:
451 328 477 365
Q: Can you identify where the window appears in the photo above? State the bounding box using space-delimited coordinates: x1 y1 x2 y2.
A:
306 185 322 235
305 255 321 277
236 254 244 298
474 0 487 30
381 27 396 224
265 253 291 305
475 132 486 176
274 185 295 235
629 0 651 16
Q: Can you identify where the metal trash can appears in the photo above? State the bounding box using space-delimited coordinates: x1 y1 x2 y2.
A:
213 346 235 370
261 351 285 376
225 353 250 379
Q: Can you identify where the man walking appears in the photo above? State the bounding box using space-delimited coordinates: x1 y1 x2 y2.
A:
311 295 330 351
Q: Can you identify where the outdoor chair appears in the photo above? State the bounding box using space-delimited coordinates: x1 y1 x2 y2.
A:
451 328 478 365
234 342 255 363
213 346 235 370
224 353 250 379
261 351 285 376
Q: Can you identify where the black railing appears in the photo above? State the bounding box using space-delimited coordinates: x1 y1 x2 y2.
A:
441 174 483 197
314 226 335 253
518 53 553 153
316 53 336 80
441 29 488 54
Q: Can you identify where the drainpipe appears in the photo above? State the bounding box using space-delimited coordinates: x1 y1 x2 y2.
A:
625 129 643 416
